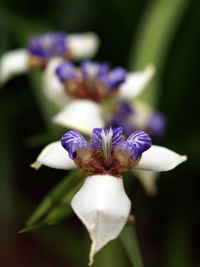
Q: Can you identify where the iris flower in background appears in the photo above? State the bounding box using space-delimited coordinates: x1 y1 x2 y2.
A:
0 31 99 84
109 101 166 141
31 127 187 265
43 59 155 134
109 100 167 195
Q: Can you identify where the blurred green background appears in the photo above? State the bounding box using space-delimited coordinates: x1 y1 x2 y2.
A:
0 0 200 266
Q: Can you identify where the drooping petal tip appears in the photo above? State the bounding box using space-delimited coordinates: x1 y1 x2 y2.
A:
31 141 76 170
136 145 187 172
71 175 131 265
118 64 156 100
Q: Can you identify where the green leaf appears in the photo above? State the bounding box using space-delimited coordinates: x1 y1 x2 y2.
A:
128 0 190 107
26 169 81 226
46 205 72 225
45 178 85 225
18 223 47 233
120 224 143 267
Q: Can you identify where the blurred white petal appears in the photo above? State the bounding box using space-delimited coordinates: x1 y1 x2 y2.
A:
129 100 153 128
68 32 100 60
118 64 155 100
0 49 29 84
133 169 159 196
43 58 70 107
31 141 76 170
71 175 131 265
53 99 104 135
136 145 187 172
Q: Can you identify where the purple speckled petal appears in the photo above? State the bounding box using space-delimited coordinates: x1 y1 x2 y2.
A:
80 60 109 78
111 127 124 147
127 130 152 161
91 127 123 151
115 130 152 162
146 111 166 141
99 67 127 91
28 32 67 59
61 130 90 160
91 128 103 150
56 61 76 83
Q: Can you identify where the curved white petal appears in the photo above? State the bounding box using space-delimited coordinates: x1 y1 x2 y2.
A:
31 141 76 170
43 58 70 107
71 175 131 265
118 64 155 100
136 145 187 172
68 32 100 60
0 49 29 84
133 169 159 196
53 99 104 135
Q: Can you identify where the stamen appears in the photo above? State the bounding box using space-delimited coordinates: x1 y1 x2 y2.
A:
101 127 113 160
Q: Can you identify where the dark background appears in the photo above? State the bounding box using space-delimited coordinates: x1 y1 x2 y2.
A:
0 0 200 266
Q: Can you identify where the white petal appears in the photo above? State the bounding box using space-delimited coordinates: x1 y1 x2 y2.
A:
43 58 70 107
129 100 153 128
136 145 187 172
71 175 131 265
68 32 100 60
53 99 104 135
0 49 29 84
118 64 155 100
31 141 76 170
133 169 159 196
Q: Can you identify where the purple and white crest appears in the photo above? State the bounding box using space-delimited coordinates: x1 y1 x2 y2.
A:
80 61 109 78
55 60 127 102
98 67 127 91
55 62 76 83
61 127 151 175
61 130 90 160
28 32 67 60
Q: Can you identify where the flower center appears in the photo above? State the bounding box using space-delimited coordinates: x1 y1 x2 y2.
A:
56 62 127 103
62 129 152 176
